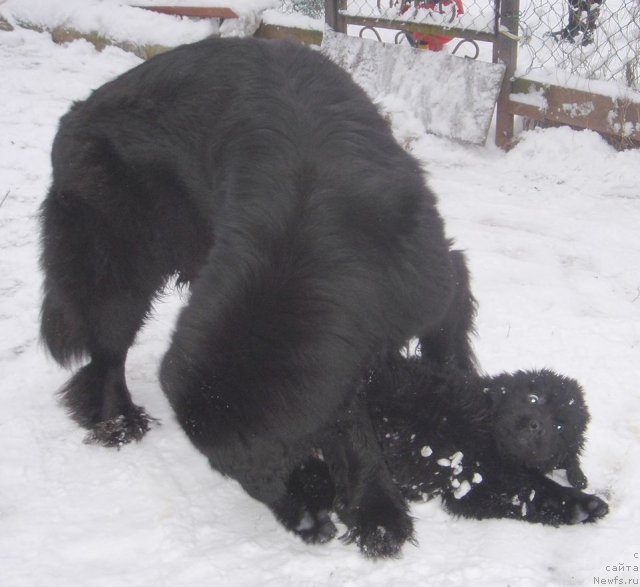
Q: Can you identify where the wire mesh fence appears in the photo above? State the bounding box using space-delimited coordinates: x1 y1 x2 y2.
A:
277 0 640 92
518 0 640 90
278 0 326 18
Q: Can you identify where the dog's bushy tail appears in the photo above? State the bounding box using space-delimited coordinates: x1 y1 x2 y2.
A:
40 281 90 368
39 193 92 368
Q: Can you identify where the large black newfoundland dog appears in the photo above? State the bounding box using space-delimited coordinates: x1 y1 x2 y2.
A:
40 37 468 557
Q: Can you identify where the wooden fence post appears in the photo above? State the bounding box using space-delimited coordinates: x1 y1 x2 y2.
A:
325 0 347 33
493 0 519 149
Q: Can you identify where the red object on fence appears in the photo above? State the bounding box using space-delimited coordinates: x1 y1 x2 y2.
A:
401 0 464 51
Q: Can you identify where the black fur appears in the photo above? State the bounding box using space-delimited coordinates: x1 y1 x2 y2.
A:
418 249 477 372
39 37 472 557
293 355 608 529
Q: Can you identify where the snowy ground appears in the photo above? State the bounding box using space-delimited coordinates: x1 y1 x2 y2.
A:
1 25 639 587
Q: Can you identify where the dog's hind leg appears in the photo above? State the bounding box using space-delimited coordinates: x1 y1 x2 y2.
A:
418 249 478 372
58 350 158 448
40 190 165 447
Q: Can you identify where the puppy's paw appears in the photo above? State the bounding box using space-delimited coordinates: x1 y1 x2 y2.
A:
84 407 159 448
569 494 609 524
342 502 415 559
537 488 609 525
566 462 588 490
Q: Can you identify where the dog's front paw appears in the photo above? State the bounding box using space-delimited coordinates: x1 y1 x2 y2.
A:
343 501 415 559
295 509 338 544
272 494 338 546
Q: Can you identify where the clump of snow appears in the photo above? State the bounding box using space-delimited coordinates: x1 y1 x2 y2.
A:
450 451 464 470
420 445 433 457
517 66 640 104
453 480 472 499
510 86 549 110
562 101 596 118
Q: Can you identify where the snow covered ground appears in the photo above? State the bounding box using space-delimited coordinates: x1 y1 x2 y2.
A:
1 24 639 587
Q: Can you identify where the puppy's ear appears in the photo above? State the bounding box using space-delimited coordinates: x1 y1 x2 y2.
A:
564 455 588 489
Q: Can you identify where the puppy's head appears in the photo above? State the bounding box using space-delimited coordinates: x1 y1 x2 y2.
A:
488 369 590 487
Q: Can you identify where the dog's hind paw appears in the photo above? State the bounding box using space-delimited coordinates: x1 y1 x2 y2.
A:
83 406 159 448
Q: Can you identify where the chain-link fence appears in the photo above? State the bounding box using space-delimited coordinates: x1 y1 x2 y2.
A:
278 0 326 18
519 0 640 90
277 0 640 91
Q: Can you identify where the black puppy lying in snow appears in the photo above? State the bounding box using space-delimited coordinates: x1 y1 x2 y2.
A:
287 355 609 545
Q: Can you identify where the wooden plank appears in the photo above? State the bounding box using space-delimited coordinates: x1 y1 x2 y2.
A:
509 78 640 142
324 0 340 33
493 0 519 148
49 26 169 59
255 23 323 46
134 5 239 19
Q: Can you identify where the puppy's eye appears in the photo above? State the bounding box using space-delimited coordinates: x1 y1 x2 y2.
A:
555 423 564 431
528 394 539 403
